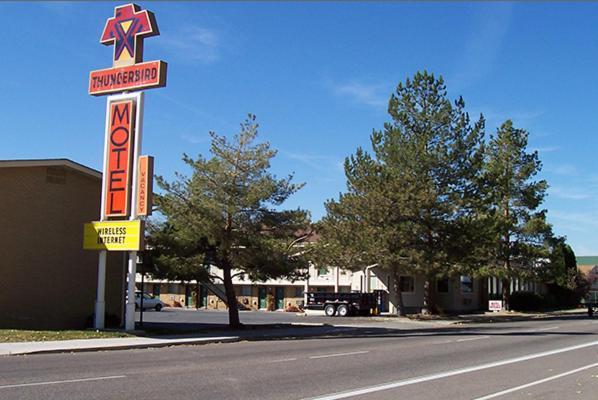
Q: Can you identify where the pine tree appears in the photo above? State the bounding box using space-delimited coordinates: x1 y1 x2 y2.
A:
152 115 309 328
482 120 552 310
320 71 485 314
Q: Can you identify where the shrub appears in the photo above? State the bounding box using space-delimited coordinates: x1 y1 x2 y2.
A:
510 291 544 311
266 294 275 311
285 304 302 312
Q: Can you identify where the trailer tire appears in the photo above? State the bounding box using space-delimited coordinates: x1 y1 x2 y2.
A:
324 304 336 317
337 304 349 317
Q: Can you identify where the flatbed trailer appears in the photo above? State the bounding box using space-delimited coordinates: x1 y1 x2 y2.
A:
305 291 382 317
583 291 598 317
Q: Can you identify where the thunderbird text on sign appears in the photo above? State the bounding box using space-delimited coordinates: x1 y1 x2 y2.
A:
104 99 136 217
89 3 167 95
83 220 145 251
89 60 167 96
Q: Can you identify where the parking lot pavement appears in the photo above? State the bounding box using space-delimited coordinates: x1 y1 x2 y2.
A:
135 308 458 333
136 308 363 330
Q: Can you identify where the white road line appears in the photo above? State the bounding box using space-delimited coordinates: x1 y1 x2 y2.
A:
456 336 490 342
301 339 598 400
309 351 369 359
432 340 454 345
270 358 298 363
535 326 559 331
473 362 598 400
0 375 126 390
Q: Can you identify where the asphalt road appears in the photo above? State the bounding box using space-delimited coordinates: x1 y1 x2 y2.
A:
1 315 597 400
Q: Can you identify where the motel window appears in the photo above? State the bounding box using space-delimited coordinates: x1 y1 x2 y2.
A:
168 283 179 294
295 287 304 297
152 284 161 297
317 266 330 276
437 278 449 293
399 276 415 293
460 276 474 293
239 286 252 296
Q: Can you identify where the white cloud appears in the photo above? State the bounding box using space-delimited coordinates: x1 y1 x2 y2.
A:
550 211 598 225
449 3 513 91
331 81 388 108
181 133 209 144
282 151 344 173
548 186 592 201
159 26 221 64
547 164 579 177
532 146 559 154
470 107 544 131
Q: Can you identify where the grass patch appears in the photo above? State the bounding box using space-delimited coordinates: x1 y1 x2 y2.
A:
0 329 132 343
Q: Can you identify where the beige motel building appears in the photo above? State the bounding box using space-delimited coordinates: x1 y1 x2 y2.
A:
0 159 125 329
577 256 598 292
138 263 496 314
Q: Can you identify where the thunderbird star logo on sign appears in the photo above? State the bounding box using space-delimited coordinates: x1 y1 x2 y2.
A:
101 3 159 67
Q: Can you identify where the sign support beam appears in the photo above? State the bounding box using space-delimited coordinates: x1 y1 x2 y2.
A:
94 95 113 330
88 3 164 332
125 92 143 331
94 251 107 329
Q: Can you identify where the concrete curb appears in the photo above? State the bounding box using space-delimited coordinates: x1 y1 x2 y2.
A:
0 336 241 356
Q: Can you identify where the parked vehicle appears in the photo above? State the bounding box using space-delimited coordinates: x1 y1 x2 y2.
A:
581 268 598 317
583 290 598 317
135 292 165 311
305 291 384 317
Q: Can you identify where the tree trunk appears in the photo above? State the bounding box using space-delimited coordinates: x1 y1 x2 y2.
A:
503 181 511 311
422 278 432 315
195 282 200 310
502 277 511 311
222 260 241 329
392 266 406 316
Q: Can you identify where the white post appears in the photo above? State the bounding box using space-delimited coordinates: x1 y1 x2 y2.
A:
125 251 137 330
304 273 309 306
124 92 144 331
334 266 340 292
94 251 106 329
94 97 112 330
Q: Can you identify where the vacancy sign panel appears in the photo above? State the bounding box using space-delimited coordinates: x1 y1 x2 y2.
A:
136 155 154 216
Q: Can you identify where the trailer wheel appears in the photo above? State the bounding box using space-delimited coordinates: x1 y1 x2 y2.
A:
324 304 336 317
337 304 349 317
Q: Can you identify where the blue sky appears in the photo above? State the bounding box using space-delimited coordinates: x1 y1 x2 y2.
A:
2 2 598 255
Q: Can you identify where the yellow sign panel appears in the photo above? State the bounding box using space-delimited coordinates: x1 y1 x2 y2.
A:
83 220 144 251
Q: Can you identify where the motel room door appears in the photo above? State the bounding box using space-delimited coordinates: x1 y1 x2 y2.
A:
275 287 285 310
258 287 267 309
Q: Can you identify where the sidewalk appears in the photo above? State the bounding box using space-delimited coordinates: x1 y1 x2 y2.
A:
374 307 587 324
0 323 352 357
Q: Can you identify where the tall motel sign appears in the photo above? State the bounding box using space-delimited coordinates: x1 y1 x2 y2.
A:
83 3 167 330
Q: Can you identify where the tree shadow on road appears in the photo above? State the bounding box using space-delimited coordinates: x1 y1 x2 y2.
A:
137 313 597 342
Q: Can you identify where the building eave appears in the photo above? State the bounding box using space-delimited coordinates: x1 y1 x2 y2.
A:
0 158 101 180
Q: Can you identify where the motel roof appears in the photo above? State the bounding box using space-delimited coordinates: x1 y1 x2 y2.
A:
0 158 101 180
